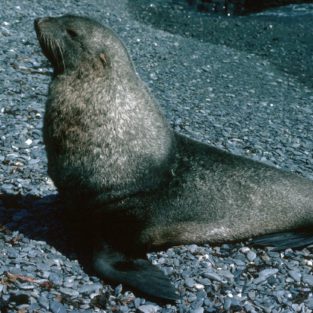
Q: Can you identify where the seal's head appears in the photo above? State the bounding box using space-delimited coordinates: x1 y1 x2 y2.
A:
34 15 128 75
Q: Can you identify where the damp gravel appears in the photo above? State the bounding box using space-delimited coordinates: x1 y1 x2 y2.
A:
1 0 313 312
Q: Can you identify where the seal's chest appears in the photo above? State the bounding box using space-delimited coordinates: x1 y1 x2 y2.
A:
44 98 92 154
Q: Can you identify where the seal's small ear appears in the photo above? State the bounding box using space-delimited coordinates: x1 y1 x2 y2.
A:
99 53 107 67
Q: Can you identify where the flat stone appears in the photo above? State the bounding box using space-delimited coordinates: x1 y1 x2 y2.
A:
138 304 160 313
50 301 67 313
59 287 79 298
303 274 313 286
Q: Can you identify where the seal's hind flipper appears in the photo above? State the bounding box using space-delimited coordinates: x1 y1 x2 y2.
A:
251 229 313 250
93 245 179 302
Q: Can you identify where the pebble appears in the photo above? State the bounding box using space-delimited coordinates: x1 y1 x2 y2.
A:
223 297 232 310
138 304 160 313
193 307 204 313
50 301 67 313
48 273 63 286
17 283 35 290
302 274 313 286
185 278 196 288
59 287 80 297
38 296 49 310
306 297 313 309
203 271 226 283
288 270 301 282
78 283 102 294
247 251 257 262
253 268 279 284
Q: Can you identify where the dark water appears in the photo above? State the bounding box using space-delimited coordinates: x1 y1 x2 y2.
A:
175 0 313 16
255 3 313 16
127 0 313 89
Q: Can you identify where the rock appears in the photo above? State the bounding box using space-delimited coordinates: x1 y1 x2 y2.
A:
138 304 160 313
50 301 67 313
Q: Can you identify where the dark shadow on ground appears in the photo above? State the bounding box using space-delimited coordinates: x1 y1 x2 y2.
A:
127 0 313 89
0 193 179 303
0 192 94 273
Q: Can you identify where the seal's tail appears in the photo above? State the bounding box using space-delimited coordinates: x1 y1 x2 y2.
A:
251 228 313 250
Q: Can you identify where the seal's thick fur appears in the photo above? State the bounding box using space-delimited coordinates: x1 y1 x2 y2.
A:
35 15 313 301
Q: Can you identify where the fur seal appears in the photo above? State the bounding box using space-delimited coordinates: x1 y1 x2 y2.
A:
34 15 313 301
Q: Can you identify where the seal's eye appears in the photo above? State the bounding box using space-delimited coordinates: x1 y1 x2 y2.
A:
66 29 78 38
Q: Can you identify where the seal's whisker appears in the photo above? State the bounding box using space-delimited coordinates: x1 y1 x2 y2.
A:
56 40 65 71
49 38 61 70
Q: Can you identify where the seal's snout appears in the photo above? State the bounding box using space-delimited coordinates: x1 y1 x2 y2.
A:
34 17 52 33
34 17 45 26
34 17 43 33
34 17 42 25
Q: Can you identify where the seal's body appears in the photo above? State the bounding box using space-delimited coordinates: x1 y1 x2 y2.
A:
35 15 313 301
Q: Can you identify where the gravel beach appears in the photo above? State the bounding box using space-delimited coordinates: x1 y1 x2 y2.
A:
1 0 313 312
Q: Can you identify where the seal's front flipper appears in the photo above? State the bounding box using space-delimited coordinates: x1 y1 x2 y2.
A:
93 246 179 302
251 229 313 250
